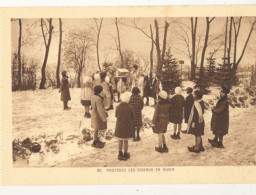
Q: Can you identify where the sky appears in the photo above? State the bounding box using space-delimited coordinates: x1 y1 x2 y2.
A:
11 17 256 75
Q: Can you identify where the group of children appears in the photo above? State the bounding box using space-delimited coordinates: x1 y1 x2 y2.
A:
59 70 230 161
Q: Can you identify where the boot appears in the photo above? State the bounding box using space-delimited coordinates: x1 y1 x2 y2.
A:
155 146 164 153
118 151 123 160
163 144 169 153
91 140 105 149
171 133 177 139
187 146 200 153
123 152 130 161
176 132 181 139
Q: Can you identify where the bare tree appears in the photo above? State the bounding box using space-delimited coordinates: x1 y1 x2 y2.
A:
56 18 62 88
94 18 103 71
17 19 22 90
115 18 124 68
199 17 215 76
39 18 54 89
227 17 233 66
190 17 198 80
63 29 94 87
224 17 229 60
232 17 256 71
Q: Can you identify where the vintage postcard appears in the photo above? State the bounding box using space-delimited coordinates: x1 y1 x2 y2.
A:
0 6 256 185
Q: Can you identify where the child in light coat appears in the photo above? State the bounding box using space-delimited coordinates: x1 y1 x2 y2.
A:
80 76 93 118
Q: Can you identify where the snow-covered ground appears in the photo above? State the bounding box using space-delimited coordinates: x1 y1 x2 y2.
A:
12 87 256 167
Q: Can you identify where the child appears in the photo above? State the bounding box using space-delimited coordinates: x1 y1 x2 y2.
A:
115 92 134 161
100 72 112 111
183 87 194 133
91 85 108 148
187 90 205 153
59 71 71 110
152 74 161 105
170 87 185 139
80 76 93 118
143 76 151 106
117 77 126 102
208 86 230 148
152 91 171 153
129 87 144 141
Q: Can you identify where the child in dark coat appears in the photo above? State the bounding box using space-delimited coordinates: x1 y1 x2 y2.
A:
152 91 171 153
143 76 151 106
170 87 185 139
59 71 71 110
183 87 194 133
115 92 134 161
187 90 205 153
129 87 144 141
208 86 230 148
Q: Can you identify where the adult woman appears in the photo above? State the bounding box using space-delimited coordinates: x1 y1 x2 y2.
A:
208 86 230 148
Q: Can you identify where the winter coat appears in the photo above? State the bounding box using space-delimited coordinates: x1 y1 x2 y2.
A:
110 76 117 91
91 95 107 130
129 94 144 128
143 80 151 97
115 102 135 139
152 79 160 98
211 96 229 136
80 82 93 101
101 81 112 108
152 99 171 134
169 94 185 124
117 81 126 93
187 100 205 136
60 77 71 101
184 94 194 123
138 76 145 97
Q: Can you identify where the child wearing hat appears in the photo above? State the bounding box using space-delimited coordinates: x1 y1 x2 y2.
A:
170 87 185 139
59 71 71 110
91 85 108 149
187 90 205 153
129 87 144 141
80 76 93 118
117 77 126 102
115 92 134 160
100 72 112 111
183 87 194 133
152 90 171 153
208 86 230 148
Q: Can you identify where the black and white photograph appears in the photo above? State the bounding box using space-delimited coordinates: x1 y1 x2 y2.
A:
11 15 256 168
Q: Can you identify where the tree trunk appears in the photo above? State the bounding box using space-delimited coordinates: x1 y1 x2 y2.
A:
96 19 103 71
115 18 123 68
77 68 81 88
233 19 256 71
150 24 154 80
200 17 210 77
18 19 22 90
154 19 162 75
227 17 233 66
190 17 198 80
224 17 228 60
39 18 54 89
56 18 62 88
161 21 169 63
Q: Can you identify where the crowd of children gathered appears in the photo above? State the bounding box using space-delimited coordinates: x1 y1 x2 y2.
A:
59 65 230 161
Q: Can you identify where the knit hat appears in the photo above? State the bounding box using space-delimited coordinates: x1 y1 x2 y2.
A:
186 87 193 94
221 86 230 94
158 90 168 99
120 92 131 103
83 76 92 84
94 73 100 80
132 87 140 95
94 85 103 95
175 87 182 95
194 90 203 99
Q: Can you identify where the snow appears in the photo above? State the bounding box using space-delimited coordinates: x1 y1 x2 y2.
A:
12 87 256 167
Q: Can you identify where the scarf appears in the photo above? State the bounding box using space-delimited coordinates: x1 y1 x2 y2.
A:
187 99 204 131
